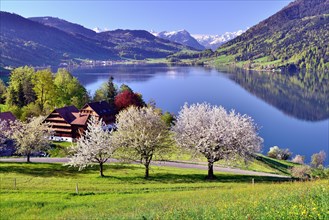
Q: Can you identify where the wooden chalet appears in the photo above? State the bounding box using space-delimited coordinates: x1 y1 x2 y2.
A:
44 106 82 142
44 101 116 142
80 101 116 125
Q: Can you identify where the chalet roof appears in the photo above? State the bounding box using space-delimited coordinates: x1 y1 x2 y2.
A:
0 112 16 122
82 101 116 116
71 113 89 125
54 106 79 124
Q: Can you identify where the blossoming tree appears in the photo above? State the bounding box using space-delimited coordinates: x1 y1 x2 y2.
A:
10 116 52 162
67 116 116 177
113 106 171 178
172 103 263 179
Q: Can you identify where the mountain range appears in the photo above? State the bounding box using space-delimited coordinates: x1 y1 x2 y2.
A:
152 30 205 51
215 0 329 72
0 12 193 68
151 30 244 51
192 31 244 51
2 0 327 72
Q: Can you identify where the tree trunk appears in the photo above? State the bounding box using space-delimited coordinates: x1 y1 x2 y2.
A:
27 153 31 163
99 162 104 177
144 163 149 179
206 161 215 179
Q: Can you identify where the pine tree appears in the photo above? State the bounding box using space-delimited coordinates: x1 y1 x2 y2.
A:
107 76 117 105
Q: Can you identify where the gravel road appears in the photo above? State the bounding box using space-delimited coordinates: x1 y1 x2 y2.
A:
0 157 290 178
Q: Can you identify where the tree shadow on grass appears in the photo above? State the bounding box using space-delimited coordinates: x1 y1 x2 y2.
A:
108 172 291 184
0 162 143 178
109 163 143 171
0 162 81 177
0 162 291 183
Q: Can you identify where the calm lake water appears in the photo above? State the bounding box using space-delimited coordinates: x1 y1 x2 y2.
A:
71 64 328 164
1 64 328 164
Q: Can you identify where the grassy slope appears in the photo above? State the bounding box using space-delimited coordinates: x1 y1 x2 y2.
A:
47 142 297 175
0 162 328 219
211 0 329 72
168 152 287 175
254 154 300 175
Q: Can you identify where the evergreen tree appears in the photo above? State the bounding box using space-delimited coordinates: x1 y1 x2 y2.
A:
107 76 117 105
0 80 6 104
119 84 133 93
5 66 36 107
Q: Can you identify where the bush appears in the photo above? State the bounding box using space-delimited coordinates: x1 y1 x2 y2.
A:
267 146 280 158
114 90 145 111
290 166 312 180
291 155 305 164
311 167 329 179
267 146 292 160
279 149 292 160
311 151 326 168
161 111 175 127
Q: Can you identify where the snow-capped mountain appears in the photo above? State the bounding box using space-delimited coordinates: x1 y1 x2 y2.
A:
151 30 205 51
192 30 245 51
93 27 109 33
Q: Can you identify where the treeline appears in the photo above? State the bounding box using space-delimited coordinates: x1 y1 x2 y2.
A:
167 49 214 60
0 66 88 120
0 66 174 122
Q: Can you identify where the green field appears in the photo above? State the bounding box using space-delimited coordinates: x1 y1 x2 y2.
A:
46 143 296 175
1 162 328 219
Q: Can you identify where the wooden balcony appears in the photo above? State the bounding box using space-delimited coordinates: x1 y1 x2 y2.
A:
53 128 72 133
49 123 71 127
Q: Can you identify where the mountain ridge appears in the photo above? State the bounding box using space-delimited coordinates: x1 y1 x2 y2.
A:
1 12 117 67
214 0 329 72
152 30 205 51
0 12 194 68
192 30 244 51
29 16 97 38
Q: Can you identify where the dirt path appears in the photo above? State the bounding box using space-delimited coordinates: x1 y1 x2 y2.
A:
0 157 290 178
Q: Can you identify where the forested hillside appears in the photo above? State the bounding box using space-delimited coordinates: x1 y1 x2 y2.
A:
215 0 329 72
0 12 192 68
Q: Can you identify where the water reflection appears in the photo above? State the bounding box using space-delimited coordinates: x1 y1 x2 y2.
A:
72 64 190 84
217 67 329 122
72 64 328 122
1 65 328 162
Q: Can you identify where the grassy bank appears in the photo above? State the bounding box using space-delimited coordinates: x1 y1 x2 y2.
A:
46 142 296 175
1 162 328 219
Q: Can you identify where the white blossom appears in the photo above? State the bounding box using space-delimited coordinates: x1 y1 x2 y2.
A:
172 103 262 179
113 106 171 178
0 120 9 147
66 116 116 177
10 117 52 162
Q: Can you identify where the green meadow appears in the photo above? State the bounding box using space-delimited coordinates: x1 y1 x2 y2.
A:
1 162 328 220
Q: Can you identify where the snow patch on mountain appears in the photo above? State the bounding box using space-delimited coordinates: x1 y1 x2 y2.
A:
151 30 205 51
192 30 245 50
93 27 109 33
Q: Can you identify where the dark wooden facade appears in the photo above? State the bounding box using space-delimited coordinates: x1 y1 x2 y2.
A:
80 101 116 125
44 101 116 142
44 106 80 142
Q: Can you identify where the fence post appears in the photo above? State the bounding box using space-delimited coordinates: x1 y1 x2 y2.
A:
252 178 254 186
76 183 79 194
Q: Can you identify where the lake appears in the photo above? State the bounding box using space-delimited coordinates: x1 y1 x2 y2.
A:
70 64 329 164
1 64 328 164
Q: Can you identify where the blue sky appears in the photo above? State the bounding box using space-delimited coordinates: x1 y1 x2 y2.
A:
1 0 293 35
